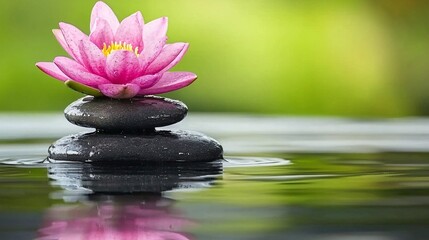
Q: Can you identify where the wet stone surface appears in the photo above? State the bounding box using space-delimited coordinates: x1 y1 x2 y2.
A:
65 96 188 132
48 130 224 162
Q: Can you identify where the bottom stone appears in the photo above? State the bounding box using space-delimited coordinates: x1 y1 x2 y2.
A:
48 130 223 162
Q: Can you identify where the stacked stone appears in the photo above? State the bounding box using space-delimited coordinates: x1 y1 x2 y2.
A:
48 96 223 163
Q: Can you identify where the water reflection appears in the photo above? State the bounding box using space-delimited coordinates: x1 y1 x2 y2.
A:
47 160 223 194
37 194 193 240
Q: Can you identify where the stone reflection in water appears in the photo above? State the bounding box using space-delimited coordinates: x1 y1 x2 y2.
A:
48 160 222 193
41 160 221 239
37 194 193 240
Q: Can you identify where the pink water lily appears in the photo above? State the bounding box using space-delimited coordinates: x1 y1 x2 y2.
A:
36 1 197 99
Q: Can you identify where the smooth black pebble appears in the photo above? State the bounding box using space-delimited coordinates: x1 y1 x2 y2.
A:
64 96 188 132
48 130 223 162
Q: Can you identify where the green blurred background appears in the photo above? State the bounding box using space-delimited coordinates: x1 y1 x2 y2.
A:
0 0 428 116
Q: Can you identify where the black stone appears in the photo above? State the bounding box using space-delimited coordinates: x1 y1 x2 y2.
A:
48 130 223 162
64 96 188 132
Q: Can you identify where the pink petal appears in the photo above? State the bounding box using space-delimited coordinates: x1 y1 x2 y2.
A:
99 83 140 99
89 18 114 49
79 39 107 77
36 62 69 81
131 74 160 89
90 1 120 33
59 22 89 64
139 17 168 66
138 72 197 95
54 57 110 87
106 50 141 84
115 12 144 53
52 29 73 57
144 43 189 75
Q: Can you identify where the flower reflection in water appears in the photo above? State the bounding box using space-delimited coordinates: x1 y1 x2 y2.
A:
37 194 193 240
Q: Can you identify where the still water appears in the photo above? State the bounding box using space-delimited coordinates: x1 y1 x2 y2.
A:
1 115 429 240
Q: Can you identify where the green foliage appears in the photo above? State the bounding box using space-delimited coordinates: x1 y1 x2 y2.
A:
0 0 428 116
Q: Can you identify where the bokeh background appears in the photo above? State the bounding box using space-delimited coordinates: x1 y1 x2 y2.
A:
0 0 428 116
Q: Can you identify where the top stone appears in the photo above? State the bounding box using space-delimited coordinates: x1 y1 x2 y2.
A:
65 96 188 132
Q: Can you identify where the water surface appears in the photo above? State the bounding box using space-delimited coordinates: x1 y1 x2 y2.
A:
1 115 429 240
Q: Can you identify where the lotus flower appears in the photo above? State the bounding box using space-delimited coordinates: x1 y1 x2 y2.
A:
36 1 197 99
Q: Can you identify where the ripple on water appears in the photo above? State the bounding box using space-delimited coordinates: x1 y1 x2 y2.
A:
0 156 47 167
0 155 290 168
223 156 291 168
0 155 292 194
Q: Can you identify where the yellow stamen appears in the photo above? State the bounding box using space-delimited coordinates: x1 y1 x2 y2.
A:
102 42 139 57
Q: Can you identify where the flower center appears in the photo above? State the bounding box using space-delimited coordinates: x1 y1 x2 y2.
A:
102 42 139 57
